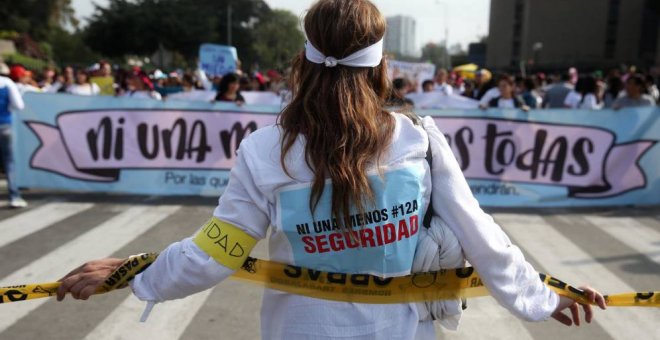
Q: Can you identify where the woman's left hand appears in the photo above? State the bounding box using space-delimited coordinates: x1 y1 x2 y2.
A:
551 285 607 326
56 258 126 301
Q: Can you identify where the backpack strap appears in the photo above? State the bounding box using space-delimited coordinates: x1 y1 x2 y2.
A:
398 111 434 230
422 130 434 230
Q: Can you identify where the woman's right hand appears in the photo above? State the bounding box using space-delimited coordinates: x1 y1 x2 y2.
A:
56 258 126 301
551 286 607 326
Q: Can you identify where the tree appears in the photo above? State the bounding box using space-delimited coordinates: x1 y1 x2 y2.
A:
48 28 100 65
421 42 449 68
83 0 272 66
252 9 304 70
0 0 78 40
449 43 465 56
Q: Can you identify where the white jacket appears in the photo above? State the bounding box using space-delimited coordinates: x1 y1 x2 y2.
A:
131 113 559 339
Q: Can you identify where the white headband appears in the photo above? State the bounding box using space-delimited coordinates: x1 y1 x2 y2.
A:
305 39 384 68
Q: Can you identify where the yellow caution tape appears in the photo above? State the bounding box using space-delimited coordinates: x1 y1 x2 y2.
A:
0 253 158 304
1 254 658 307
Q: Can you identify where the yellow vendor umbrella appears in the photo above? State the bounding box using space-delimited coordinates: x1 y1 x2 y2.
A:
453 63 479 80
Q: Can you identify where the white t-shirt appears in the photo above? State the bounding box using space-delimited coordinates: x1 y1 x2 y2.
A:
16 83 40 95
479 87 501 107
563 91 581 108
122 90 162 100
0 76 25 111
433 83 453 96
564 91 602 109
67 83 100 96
131 113 559 340
166 89 215 102
497 98 516 109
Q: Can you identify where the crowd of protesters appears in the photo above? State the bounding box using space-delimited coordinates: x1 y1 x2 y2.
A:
1 60 288 105
391 66 660 111
2 58 659 111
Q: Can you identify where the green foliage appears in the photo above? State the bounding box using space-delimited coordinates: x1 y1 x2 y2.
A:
421 42 449 69
0 0 305 69
0 0 78 41
2 53 48 70
39 42 54 60
0 31 20 40
253 9 304 70
48 28 100 66
83 0 273 66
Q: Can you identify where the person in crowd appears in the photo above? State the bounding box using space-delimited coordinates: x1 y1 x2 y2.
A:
387 77 414 108
112 68 130 96
151 69 169 93
0 63 27 208
239 76 254 92
251 72 268 92
57 66 75 93
122 70 162 100
534 72 547 91
470 69 492 100
645 74 659 103
39 67 58 92
518 77 541 108
612 74 657 109
67 69 101 96
167 74 213 102
568 67 579 85
563 77 583 109
99 61 113 77
433 68 453 95
462 79 475 98
478 73 502 107
603 75 624 109
47 73 67 93
90 60 116 96
214 73 245 104
267 70 286 94
564 76 602 110
55 2 605 339
154 72 183 98
422 79 435 93
483 75 529 111
9 65 40 94
543 72 574 108
594 71 607 105
180 74 196 93
450 72 465 94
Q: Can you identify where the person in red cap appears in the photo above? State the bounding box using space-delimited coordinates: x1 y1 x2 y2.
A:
9 65 39 94
267 69 286 93
121 70 162 100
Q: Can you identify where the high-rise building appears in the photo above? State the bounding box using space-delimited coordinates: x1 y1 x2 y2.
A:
487 0 660 70
385 15 417 57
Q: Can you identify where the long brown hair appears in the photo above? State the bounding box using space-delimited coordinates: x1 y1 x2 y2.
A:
278 0 395 229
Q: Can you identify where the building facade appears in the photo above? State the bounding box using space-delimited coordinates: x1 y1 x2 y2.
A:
385 15 417 57
487 0 660 70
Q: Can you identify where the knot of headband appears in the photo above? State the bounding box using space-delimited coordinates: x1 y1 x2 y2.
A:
305 39 384 68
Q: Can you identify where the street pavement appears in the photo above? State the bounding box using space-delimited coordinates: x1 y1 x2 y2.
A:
0 191 658 340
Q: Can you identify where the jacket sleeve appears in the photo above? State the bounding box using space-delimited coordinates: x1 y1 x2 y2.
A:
131 139 270 302
8 80 24 111
421 116 559 321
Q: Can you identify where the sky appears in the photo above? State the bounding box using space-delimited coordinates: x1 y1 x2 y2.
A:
71 0 490 53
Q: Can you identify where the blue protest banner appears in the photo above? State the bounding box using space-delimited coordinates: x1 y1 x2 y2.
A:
199 43 238 76
15 93 660 207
